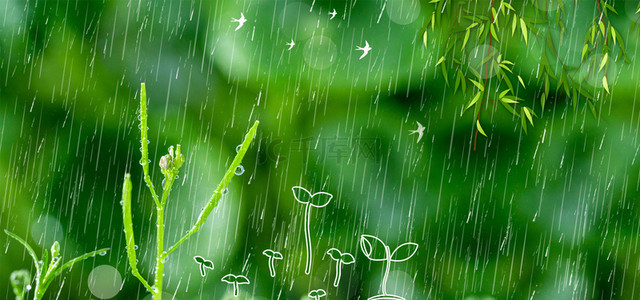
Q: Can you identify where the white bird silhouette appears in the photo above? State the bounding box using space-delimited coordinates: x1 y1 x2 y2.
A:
408 121 426 143
286 39 295 50
231 13 247 31
356 41 371 59
328 9 337 20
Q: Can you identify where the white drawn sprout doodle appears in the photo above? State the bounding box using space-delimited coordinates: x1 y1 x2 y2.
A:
292 186 333 275
326 248 355 287
193 256 214 277
262 249 283 277
308 288 327 300
360 234 418 300
221 274 250 297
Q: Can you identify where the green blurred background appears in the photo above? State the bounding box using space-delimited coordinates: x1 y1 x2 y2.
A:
1 0 640 299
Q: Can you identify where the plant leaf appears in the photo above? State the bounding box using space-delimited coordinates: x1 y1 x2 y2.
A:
309 192 333 208
360 235 388 261
5 230 41 274
236 275 250 284
520 18 528 44
390 242 419 262
476 120 487 137
327 248 342 261
292 186 312 205
341 252 355 264
221 274 235 283
602 76 609 93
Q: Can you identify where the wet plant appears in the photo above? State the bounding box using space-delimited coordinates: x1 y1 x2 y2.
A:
221 274 250 297
262 249 283 277
121 83 259 299
326 248 355 287
4 230 109 300
291 186 333 275
359 234 418 300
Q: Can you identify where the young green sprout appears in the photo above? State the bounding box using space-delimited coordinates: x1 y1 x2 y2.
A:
121 83 259 299
193 256 214 277
4 230 109 300
326 248 355 287
360 234 418 300
221 274 250 297
291 186 333 275
9 270 30 300
308 288 327 300
262 249 283 277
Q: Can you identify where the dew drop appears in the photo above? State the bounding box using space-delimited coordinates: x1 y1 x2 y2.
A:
234 165 245 175
222 188 229 196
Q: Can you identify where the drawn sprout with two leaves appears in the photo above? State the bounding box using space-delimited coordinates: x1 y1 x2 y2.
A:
193 256 214 277
360 235 418 300
292 186 333 275
221 274 250 297
326 248 355 287
262 249 283 277
308 288 327 300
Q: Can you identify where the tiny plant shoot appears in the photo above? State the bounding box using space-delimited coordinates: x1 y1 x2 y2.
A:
360 234 418 300
262 249 283 277
308 288 327 300
291 186 333 275
121 83 259 299
4 230 109 300
326 248 355 287
221 274 250 297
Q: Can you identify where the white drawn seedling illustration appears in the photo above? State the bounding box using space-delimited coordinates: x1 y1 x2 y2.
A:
308 288 327 300
359 234 418 300
193 256 214 277
292 186 333 275
262 249 283 277
326 248 355 287
221 274 250 297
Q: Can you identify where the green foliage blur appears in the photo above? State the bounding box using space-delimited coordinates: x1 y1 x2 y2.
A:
1 0 640 299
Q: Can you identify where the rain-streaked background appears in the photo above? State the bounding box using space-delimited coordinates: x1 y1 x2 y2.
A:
2 0 640 299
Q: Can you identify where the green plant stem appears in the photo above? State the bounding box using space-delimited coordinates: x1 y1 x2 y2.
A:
381 245 391 296
303 203 312 275
153 176 176 299
122 174 154 293
333 261 341 287
139 83 161 208
164 120 260 257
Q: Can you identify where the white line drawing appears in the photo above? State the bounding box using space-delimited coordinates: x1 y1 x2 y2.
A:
408 121 425 143
262 249 283 277
231 13 247 31
286 39 295 50
326 248 355 287
221 274 250 297
193 256 214 277
308 288 327 300
292 186 333 275
328 9 337 20
356 41 371 59
360 234 418 300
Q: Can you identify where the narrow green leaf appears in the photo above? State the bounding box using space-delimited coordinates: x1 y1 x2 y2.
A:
602 76 609 93
5 230 41 274
462 29 470 49
520 18 528 44
476 120 487 137
436 56 445 67
517 75 525 88
522 107 534 126
466 92 482 110
599 53 608 72
469 79 484 91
